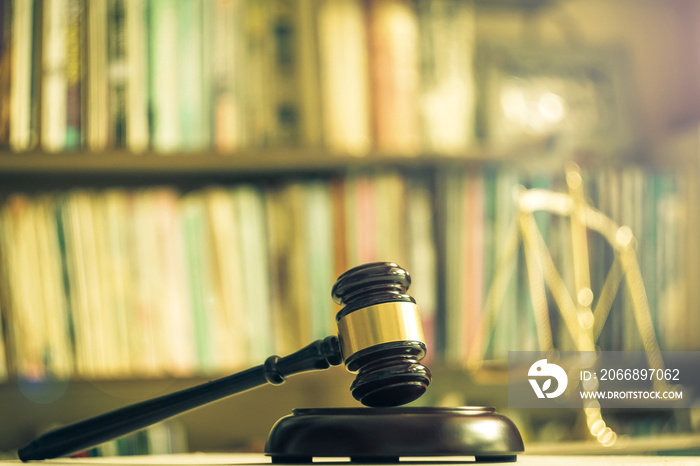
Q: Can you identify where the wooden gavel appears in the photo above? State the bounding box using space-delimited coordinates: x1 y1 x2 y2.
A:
18 262 431 461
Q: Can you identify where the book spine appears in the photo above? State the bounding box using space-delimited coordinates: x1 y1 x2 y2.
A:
86 0 108 150
0 0 12 147
107 0 127 147
41 0 68 152
202 187 247 370
438 168 464 364
367 0 420 154
65 0 83 149
177 0 206 151
199 0 214 151
655 171 684 350
182 193 217 373
234 185 273 363
152 189 196 375
304 180 335 340
374 172 408 267
212 0 241 152
317 0 370 155
354 175 377 263
330 177 348 279
98 190 136 376
148 0 180 152
295 0 322 147
488 169 519 360
10 0 39 150
416 0 476 154
265 183 307 355
243 0 275 146
406 174 438 364
123 0 149 152
462 170 485 361
60 191 101 377
270 0 300 145
131 191 167 375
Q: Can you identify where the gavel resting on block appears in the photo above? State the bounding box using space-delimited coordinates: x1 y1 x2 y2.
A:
18 262 433 461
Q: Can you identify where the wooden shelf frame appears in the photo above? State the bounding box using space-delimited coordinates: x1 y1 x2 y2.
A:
0 146 552 178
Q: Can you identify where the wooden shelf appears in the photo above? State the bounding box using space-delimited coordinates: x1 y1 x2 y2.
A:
0 144 556 180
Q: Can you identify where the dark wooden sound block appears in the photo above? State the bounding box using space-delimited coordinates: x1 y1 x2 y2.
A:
264 407 524 463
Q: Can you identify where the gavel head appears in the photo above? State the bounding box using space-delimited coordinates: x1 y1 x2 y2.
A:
332 262 432 407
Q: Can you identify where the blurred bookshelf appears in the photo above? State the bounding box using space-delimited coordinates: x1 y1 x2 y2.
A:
1 0 700 458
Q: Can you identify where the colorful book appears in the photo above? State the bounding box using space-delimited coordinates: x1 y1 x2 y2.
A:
317 0 370 155
183 192 228 373
86 0 109 150
233 185 273 362
367 0 420 154
65 0 84 149
42 0 69 152
243 0 275 146
149 188 197 375
416 0 476 154
269 0 301 145
177 0 208 151
295 0 322 147
10 0 39 151
0 0 11 147
264 182 311 355
107 0 127 147
373 172 409 267
124 0 149 152
202 187 249 370
461 171 486 361
304 180 335 340
148 0 180 152
212 0 246 152
406 174 438 364
436 168 465 364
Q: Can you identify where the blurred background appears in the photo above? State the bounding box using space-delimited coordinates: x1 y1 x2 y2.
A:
1 0 700 458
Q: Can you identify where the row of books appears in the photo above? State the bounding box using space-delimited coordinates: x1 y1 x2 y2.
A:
0 0 477 155
0 165 691 381
438 163 690 365
0 170 438 381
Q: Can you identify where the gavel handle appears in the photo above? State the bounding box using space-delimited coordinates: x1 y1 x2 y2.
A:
18 336 343 461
